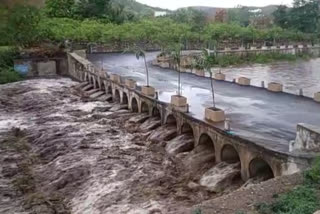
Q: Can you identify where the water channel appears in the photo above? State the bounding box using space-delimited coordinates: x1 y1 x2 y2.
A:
88 52 320 152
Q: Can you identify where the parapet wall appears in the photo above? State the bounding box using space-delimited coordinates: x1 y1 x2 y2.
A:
290 124 320 152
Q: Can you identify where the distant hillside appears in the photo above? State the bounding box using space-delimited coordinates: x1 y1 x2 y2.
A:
1 0 169 15
2 0 45 8
183 5 278 17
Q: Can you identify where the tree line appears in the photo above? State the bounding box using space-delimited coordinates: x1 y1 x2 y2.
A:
0 0 319 48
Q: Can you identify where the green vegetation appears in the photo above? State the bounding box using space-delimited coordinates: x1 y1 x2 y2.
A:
0 0 319 48
0 47 22 84
192 52 310 68
256 158 320 214
273 0 320 34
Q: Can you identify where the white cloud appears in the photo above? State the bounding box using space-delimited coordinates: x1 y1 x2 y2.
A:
136 0 293 10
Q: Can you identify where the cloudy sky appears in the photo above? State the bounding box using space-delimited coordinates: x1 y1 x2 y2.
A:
136 0 293 10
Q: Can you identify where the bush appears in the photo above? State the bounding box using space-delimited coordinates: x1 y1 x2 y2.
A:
0 68 22 84
257 186 320 214
304 157 320 185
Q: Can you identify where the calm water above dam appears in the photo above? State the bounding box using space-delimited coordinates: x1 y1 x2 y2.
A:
218 58 320 98
88 52 320 151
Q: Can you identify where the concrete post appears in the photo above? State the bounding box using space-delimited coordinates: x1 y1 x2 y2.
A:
299 89 303 96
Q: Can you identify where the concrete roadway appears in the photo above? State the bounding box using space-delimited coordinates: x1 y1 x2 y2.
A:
88 52 320 153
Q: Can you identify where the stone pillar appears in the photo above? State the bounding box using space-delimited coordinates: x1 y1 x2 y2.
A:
237 77 251 86
267 82 283 92
141 86 155 97
171 95 188 112
205 107 225 122
290 123 320 152
314 92 320 102
214 73 226 81
110 73 121 83
125 79 136 89
195 69 205 77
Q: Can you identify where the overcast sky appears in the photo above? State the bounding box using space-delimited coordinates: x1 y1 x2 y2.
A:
136 0 293 10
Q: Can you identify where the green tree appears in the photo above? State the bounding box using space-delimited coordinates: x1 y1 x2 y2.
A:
273 5 289 29
45 0 75 18
292 0 320 33
74 0 111 19
7 5 41 47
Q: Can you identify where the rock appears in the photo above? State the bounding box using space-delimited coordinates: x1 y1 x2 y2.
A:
314 211 320 214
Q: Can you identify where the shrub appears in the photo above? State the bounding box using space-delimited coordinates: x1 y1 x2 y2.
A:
304 157 320 185
0 68 22 84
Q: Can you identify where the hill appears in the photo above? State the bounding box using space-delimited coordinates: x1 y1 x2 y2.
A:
183 5 278 17
1 0 169 16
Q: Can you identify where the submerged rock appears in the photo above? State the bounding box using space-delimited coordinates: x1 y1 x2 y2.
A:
165 134 194 155
199 162 241 193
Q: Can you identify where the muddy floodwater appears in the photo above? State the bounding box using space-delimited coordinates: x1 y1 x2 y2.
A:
0 78 250 214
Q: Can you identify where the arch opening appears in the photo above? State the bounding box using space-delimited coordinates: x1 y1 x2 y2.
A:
107 86 112 94
101 81 106 91
249 158 274 181
198 133 215 153
221 145 240 164
141 102 149 113
114 89 120 102
131 97 139 112
181 123 193 134
152 107 161 119
166 114 177 126
122 92 128 105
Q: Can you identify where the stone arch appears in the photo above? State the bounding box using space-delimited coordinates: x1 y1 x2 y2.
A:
166 114 177 126
141 101 149 113
198 133 215 152
151 107 161 118
114 89 121 102
221 144 240 164
131 97 139 112
181 122 193 134
249 158 274 180
122 92 129 105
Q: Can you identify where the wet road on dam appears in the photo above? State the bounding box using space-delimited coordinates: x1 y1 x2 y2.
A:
88 52 320 153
